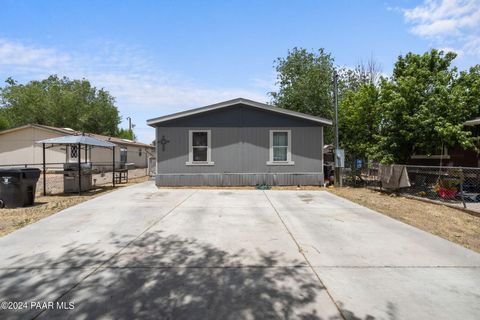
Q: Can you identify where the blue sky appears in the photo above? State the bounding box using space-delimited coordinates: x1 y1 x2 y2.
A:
0 0 479 143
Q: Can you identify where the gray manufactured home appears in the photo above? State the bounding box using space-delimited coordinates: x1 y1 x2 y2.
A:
147 98 332 186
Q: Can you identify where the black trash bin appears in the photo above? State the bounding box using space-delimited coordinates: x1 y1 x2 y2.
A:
0 168 41 208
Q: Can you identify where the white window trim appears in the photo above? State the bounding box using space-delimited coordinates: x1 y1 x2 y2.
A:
267 130 295 166
186 130 214 166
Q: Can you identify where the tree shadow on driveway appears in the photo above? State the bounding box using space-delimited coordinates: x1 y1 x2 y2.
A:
0 231 365 320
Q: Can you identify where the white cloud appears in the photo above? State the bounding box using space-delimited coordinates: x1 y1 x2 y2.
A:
0 38 269 142
438 46 464 56
0 39 70 68
402 0 480 56
464 35 480 55
0 39 267 110
251 73 277 93
90 73 266 112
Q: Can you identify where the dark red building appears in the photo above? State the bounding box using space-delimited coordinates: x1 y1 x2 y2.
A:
408 118 480 167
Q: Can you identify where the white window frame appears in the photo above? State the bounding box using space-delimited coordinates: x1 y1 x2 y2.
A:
267 130 294 165
186 130 214 166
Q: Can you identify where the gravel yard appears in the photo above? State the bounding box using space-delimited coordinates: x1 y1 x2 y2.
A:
328 187 480 253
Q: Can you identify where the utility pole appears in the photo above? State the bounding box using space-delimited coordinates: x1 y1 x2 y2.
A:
333 71 342 187
126 117 133 133
126 117 136 140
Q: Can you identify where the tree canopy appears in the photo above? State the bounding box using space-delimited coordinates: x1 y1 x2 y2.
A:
372 50 477 163
338 84 380 160
270 48 335 142
0 75 126 137
271 48 480 164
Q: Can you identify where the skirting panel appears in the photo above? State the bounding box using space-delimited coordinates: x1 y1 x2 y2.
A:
155 173 323 186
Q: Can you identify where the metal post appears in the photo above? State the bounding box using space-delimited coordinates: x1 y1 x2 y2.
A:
78 143 81 195
333 71 342 187
127 117 132 132
42 143 46 196
85 145 88 163
112 146 116 187
460 167 466 209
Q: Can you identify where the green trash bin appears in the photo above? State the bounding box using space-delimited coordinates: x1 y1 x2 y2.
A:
0 168 41 208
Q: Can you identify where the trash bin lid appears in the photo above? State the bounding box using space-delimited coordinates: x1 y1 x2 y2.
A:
0 167 25 173
0 168 41 179
0 168 40 173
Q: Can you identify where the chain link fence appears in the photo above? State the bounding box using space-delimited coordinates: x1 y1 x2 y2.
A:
0 162 149 196
342 160 480 212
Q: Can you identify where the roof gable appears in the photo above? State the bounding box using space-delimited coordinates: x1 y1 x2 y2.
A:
147 98 332 126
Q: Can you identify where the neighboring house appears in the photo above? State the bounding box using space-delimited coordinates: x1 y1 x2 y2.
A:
0 124 155 169
147 98 332 186
408 118 480 167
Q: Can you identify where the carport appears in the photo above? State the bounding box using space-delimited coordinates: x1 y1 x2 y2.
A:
36 135 117 195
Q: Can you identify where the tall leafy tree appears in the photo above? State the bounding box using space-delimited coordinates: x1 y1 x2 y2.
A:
0 108 8 130
373 50 477 163
117 128 137 141
457 65 480 119
338 84 380 160
337 58 382 95
270 48 335 142
0 75 121 136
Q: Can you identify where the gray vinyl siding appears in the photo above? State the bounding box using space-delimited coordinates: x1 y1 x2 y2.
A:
156 126 322 173
153 104 325 185
155 173 324 186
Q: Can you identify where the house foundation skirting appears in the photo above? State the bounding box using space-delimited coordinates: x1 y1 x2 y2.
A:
155 173 323 186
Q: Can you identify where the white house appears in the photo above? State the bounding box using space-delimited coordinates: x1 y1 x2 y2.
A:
0 124 154 169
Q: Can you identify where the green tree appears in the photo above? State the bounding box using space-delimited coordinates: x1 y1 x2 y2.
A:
116 128 137 141
0 75 121 136
457 65 480 119
339 84 380 160
270 48 335 142
337 58 382 95
373 49 477 163
0 108 9 130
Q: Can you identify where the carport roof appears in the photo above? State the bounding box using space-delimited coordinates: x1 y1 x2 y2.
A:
146 97 333 126
36 135 117 147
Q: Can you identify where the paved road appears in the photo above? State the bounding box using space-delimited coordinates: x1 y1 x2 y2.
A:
0 182 479 319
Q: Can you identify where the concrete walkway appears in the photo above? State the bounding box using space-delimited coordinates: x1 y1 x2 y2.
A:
0 182 478 319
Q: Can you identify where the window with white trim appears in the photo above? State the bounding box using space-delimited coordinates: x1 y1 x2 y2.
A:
267 130 294 165
186 130 214 165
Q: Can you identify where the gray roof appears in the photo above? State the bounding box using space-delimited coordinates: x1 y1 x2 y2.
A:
36 135 117 147
146 98 333 126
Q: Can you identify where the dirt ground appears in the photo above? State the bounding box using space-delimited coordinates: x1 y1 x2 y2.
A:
328 187 480 253
0 176 149 237
37 168 149 195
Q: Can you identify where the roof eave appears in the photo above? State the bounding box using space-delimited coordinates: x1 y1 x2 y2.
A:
147 98 332 126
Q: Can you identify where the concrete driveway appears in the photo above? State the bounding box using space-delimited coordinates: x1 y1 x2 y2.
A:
0 182 479 320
